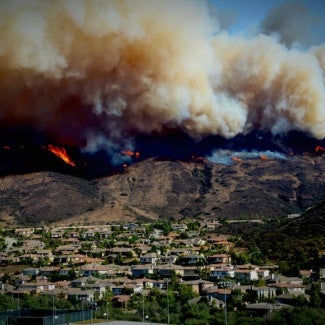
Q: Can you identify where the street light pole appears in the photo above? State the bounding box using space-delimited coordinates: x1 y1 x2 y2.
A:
81 300 84 325
106 299 109 324
52 293 55 325
224 287 227 325
166 279 169 325
17 288 20 317
142 290 145 322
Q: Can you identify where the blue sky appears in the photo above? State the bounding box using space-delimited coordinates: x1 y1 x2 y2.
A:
209 0 325 44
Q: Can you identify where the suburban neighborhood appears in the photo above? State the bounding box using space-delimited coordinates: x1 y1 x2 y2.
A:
0 220 324 323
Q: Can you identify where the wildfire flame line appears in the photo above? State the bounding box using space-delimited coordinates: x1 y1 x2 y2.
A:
47 144 76 167
121 150 140 158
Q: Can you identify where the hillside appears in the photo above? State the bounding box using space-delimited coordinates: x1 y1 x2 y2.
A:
217 199 325 268
0 172 103 226
0 155 324 226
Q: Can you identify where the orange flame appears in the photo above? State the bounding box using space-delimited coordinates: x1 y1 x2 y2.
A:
231 156 242 163
190 155 207 163
259 155 268 160
315 145 325 153
121 150 140 158
47 144 76 167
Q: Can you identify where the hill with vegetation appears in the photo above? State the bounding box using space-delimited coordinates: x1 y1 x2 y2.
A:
219 199 325 274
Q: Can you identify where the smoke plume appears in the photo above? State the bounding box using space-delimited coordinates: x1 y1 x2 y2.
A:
259 2 321 47
0 0 324 159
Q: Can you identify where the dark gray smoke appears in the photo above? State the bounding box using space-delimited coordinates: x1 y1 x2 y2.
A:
260 2 321 47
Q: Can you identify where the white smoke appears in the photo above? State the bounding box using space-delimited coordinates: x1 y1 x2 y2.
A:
207 149 287 165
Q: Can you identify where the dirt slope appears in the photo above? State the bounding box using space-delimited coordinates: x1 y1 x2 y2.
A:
0 155 324 226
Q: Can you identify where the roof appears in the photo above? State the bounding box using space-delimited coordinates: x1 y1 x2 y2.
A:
247 302 292 311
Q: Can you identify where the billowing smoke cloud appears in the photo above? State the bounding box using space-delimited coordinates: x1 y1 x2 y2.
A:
259 2 322 47
0 0 324 160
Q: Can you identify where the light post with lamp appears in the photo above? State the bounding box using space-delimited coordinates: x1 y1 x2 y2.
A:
218 281 231 325
220 281 231 325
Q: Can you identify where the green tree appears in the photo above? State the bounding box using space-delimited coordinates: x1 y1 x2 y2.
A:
0 294 17 311
309 284 321 308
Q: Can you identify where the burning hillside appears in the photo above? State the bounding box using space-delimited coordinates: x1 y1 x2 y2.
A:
0 1 324 176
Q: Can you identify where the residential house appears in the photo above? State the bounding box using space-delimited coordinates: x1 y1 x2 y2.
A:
320 268 325 280
208 254 231 265
182 279 214 295
113 294 131 308
269 274 303 285
40 266 60 276
154 264 185 277
142 278 164 290
83 280 109 299
111 247 136 257
131 264 154 278
203 286 232 302
54 254 86 265
22 240 45 252
169 248 191 256
247 302 292 317
140 253 160 265
19 254 42 263
299 269 313 279
20 280 55 293
235 269 259 282
172 224 188 232
55 244 79 255
178 254 206 266
61 238 80 246
210 266 235 281
160 255 178 264
14 275 31 286
15 228 35 237
249 286 277 300
275 292 309 306
50 231 63 239
59 268 72 277
54 280 71 290
133 244 151 256
22 267 40 276
256 268 270 280
195 237 207 246
269 283 306 295
67 288 95 302
181 266 200 281
81 263 112 277
36 249 54 263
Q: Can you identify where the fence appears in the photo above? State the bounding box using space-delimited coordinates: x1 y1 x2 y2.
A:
0 309 92 325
